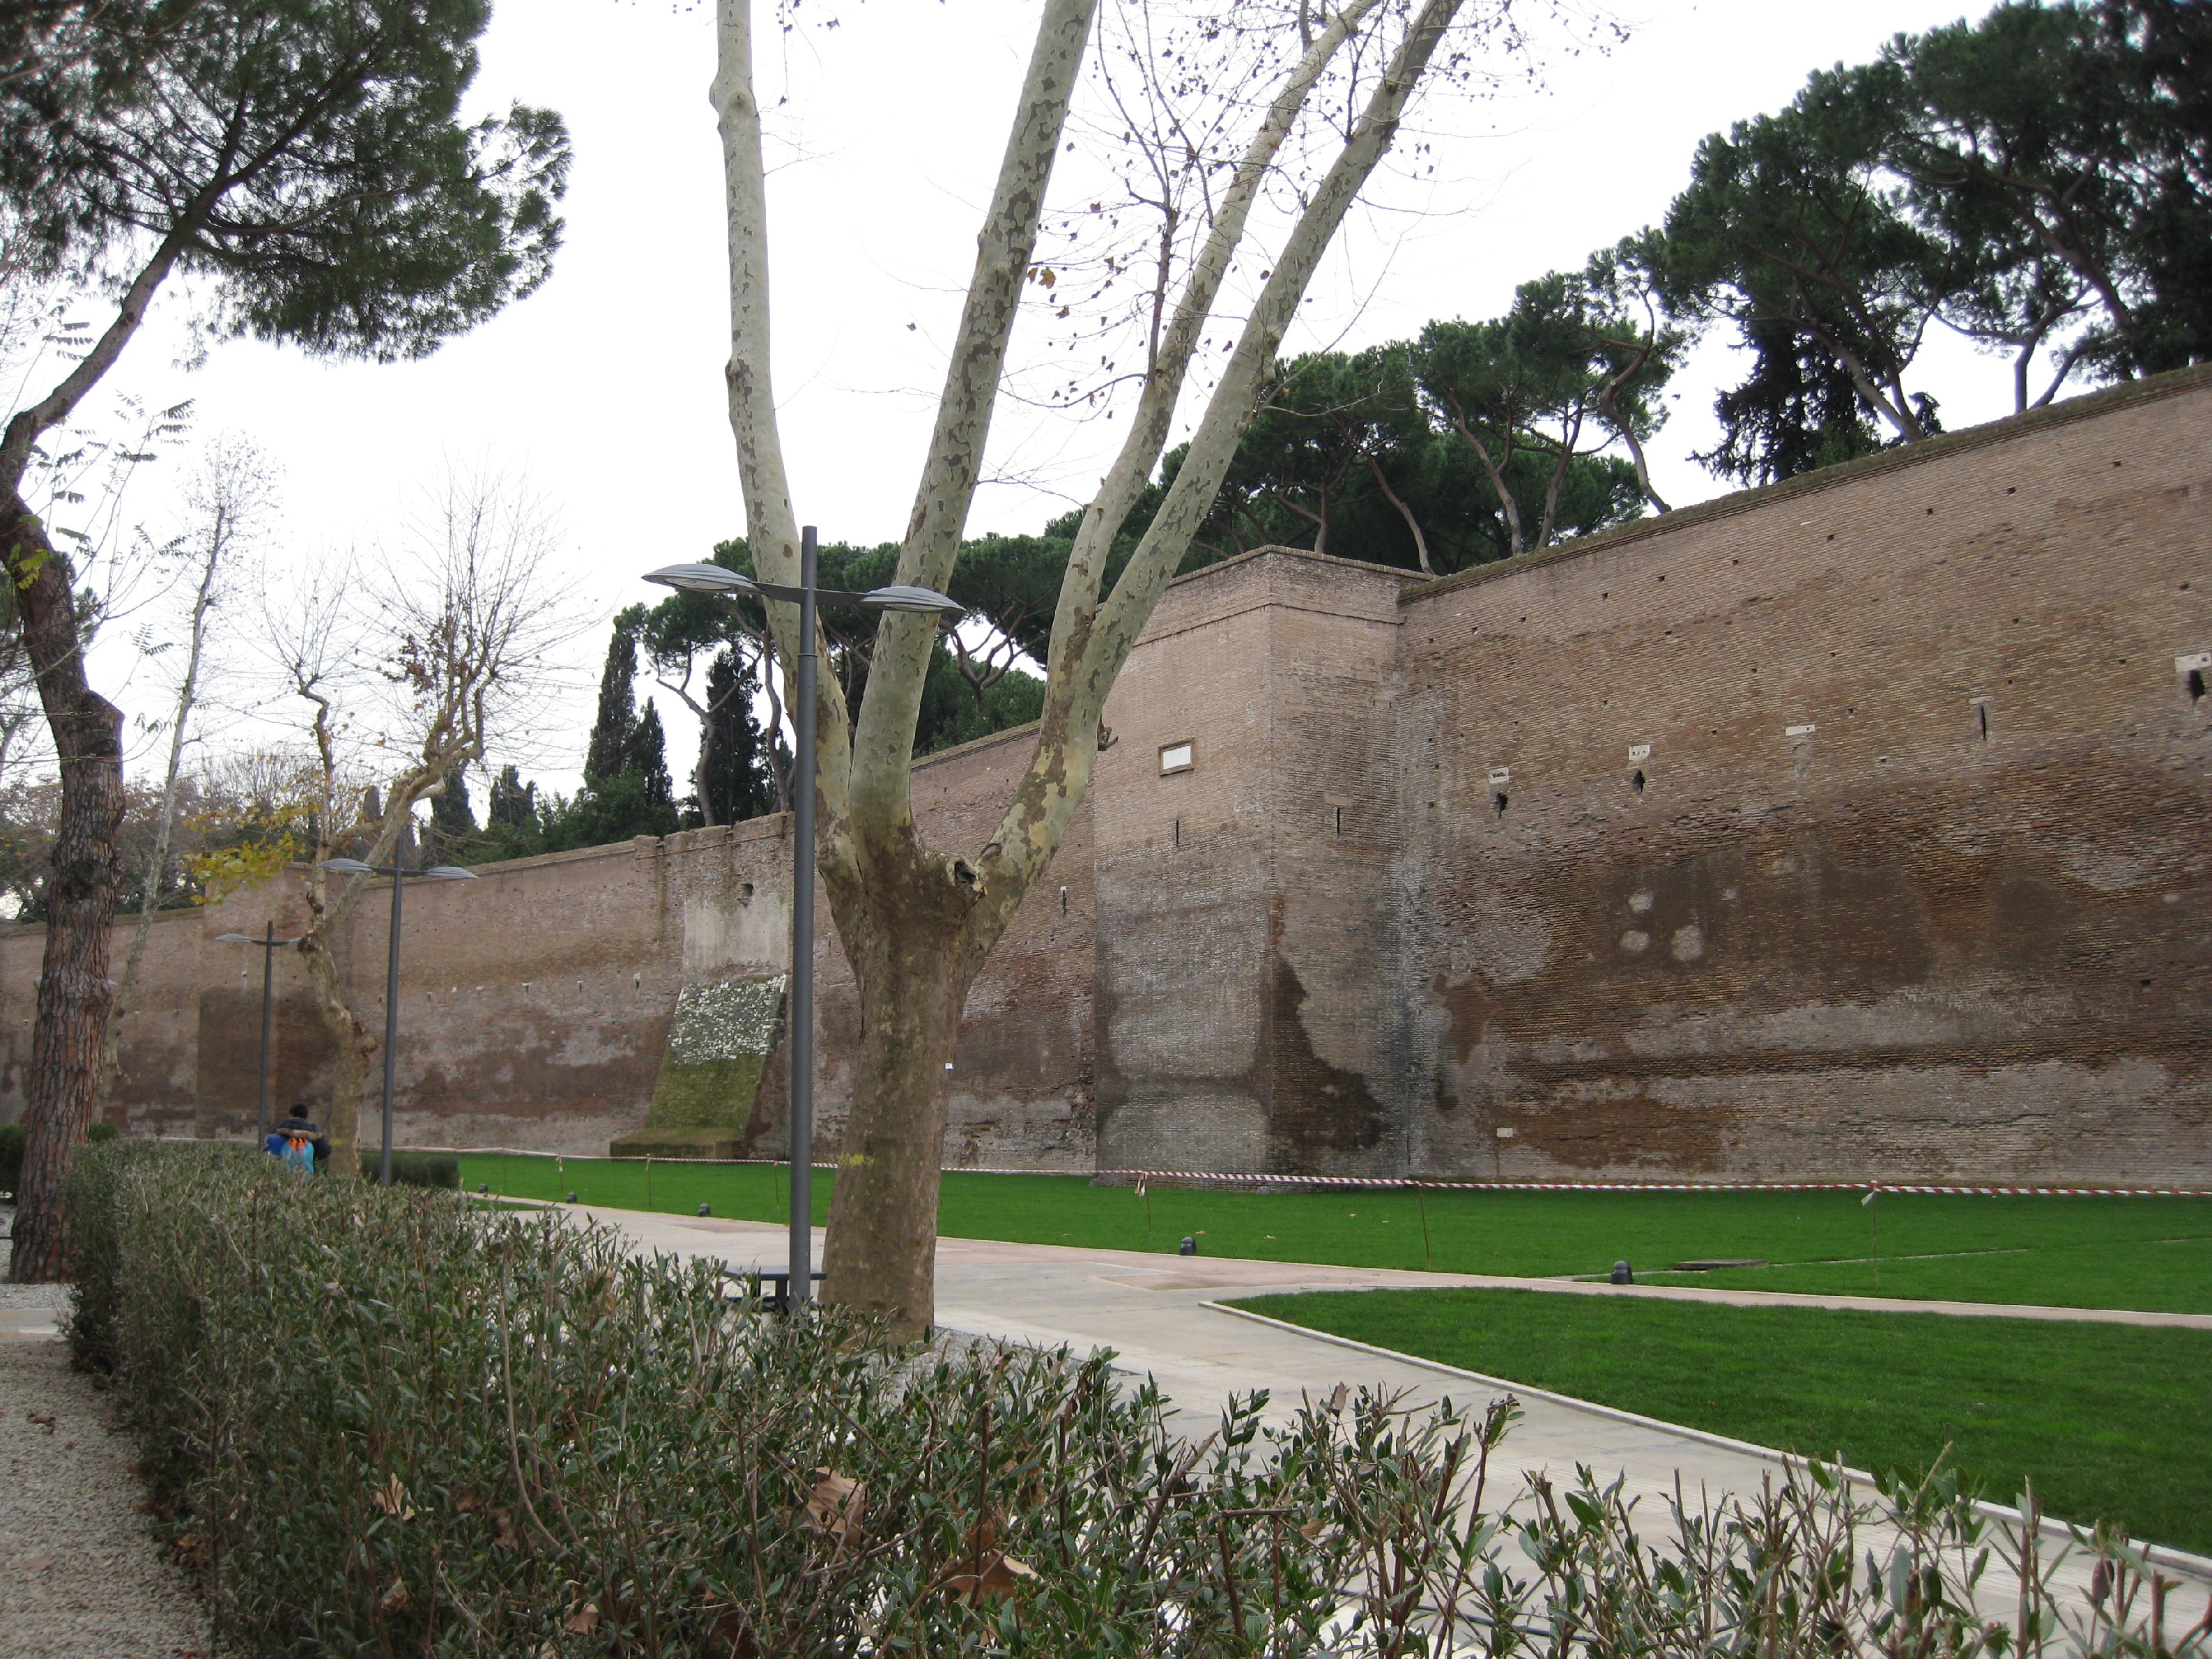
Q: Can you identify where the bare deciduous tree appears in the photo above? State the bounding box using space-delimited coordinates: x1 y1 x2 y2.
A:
267 469 578 1176
98 431 272 1114
718 0 1530 1331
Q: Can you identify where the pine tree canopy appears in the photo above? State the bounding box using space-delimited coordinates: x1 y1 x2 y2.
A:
1 0 570 361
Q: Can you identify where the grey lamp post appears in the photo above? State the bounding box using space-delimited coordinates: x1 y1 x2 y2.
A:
316 856 479 1185
645 529 963 1308
214 921 305 1146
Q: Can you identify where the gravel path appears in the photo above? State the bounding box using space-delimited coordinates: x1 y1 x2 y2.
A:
0 1223 216 1658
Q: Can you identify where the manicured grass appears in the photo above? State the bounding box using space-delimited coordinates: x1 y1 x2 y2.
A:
1636 1236 2212 1314
1234 1287 2212 1556
451 1154 2212 1312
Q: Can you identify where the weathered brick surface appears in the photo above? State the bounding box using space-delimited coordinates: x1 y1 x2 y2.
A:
1093 551 1420 1175
1392 367 2212 1184
0 740 1098 1168
2 368 2206 1184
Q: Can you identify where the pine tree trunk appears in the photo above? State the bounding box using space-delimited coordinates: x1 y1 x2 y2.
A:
4 492 126 1283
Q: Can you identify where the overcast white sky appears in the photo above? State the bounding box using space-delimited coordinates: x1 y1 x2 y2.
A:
40 0 2016 807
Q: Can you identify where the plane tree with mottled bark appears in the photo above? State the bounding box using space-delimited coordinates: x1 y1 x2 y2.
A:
714 0 1549 1333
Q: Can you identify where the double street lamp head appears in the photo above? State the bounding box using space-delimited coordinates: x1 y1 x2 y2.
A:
643 562 966 619
316 857 479 881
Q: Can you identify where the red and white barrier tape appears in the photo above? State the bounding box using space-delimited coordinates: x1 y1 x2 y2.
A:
153 1138 2211 1197
1095 1170 2212 1198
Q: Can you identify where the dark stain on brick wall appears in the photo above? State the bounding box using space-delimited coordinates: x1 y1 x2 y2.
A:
1262 950 1388 1168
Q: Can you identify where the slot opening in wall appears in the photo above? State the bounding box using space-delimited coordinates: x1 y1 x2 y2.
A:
1334 805 1343 836
1976 702 1990 740
1631 769 1645 796
2191 668 2207 705
1493 791 1509 818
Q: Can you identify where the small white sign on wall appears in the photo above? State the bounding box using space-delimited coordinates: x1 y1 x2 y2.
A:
1160 740 1193 774
1784 723 1817 739
2176 651 2212 674
1487 765 1511 786
1627 743 1652 763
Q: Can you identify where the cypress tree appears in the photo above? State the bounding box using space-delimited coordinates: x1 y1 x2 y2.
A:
583 618 640 786
427 757 476 858
629 701 675 818
488 764 536 830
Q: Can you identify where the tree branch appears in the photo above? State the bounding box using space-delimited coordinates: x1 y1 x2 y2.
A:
847 0 1096 856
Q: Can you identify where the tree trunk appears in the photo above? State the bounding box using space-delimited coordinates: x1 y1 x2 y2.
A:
817 871 975 1333
301 928 374 1178
3 494 126 1282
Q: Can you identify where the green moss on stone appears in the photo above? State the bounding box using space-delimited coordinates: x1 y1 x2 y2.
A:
648 1055 769 1131
612 974 788 1158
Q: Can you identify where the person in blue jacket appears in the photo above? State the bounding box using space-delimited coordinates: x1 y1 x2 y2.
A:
269 1113 319 1174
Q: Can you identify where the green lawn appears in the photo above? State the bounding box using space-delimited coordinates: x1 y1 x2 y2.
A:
451 1155 2212 1313
1233 1287 2212 1557
1636 1235 2212 1313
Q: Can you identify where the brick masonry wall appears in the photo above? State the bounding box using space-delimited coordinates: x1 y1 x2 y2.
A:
0 735 1099 1169
1091 550 1422 1175
3 369 2205 1185
1391 367 2212 1184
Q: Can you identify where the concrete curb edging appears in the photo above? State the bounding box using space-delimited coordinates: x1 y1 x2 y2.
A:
1201 1299 2212 1584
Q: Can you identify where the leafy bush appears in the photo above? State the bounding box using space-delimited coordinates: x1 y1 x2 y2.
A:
86 1120 120 1143
0 1119 22 1195
386 1149 459 1189
68 1142 2202 1659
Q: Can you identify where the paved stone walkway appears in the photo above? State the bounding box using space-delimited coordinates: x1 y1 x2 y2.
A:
581 1205 2212 1598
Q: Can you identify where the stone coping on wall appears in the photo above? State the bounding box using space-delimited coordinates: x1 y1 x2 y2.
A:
1160 542 1433 593
1399 359 2212 609
3 901 211 940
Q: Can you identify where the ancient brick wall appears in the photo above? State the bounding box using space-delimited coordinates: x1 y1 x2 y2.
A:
4 367 2206 1185
1091 550 1420 1175
1391 367 2212 1185
0 735 1099 1169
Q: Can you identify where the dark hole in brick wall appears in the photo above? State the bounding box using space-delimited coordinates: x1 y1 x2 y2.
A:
1333 805 1343 835
2190 669 2207 705
1631 770 1645 795
1977 703 1990 741
1493 791 1509 818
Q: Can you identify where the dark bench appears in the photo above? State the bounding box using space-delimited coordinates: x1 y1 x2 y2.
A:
721 1267 825 1314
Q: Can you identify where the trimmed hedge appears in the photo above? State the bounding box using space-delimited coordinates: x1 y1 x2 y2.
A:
68 1143 2195 1659
387 1149 460 1189
0 1119 109 1198
67 1143 1367 1654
